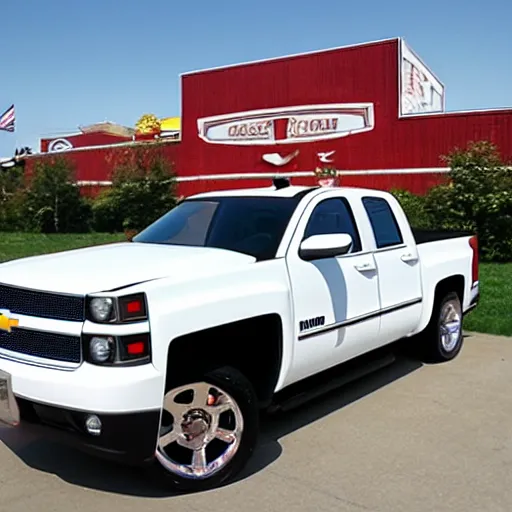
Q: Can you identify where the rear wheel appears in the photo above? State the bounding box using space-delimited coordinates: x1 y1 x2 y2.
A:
151 366 259 492
419 291 464 362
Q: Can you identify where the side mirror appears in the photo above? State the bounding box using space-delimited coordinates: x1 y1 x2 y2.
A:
299 233 353 261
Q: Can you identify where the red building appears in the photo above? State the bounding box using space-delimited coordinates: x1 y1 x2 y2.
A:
25 37 512 197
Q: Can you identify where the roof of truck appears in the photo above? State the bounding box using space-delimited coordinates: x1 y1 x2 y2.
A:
188 184 389 200
189 185 316 199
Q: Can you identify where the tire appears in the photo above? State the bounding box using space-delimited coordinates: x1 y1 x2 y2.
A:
418 291 464 363
149 366 259 493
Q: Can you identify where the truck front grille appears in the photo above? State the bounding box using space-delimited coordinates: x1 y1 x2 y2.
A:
0 328 81 363
0 283 85 322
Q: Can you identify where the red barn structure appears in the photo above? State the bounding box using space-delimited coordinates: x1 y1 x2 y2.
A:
24 37 512 197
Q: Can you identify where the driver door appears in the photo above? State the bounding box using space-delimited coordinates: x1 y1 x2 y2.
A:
285 193 381 384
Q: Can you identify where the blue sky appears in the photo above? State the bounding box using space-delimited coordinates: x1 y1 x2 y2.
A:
1 0 511 156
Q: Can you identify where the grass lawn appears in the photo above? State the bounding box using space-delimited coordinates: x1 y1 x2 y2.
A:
463 263 512 337
0 233 510 337
0 232 125 263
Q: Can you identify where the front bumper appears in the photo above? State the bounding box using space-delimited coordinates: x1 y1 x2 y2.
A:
0 355 165 465
16 397 161 465
0 364 162 465
0 356 164 413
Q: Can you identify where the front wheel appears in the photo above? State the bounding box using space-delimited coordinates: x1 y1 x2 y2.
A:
419 291 464 363
150 366 259 493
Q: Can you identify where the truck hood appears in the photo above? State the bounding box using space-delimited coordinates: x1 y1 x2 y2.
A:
0 242 256 295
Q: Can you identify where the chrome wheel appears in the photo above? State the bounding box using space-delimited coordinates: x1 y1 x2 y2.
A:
439 299 462 352
156 381 244 480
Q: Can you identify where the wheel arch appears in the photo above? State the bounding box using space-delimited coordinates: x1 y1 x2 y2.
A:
165 313 284 408
415 273 466 335
434 274 465 307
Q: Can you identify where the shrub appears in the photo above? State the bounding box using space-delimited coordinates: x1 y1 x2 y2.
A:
23 157 92 233
92 145 177 233
0 164 27 231
424 141 512 262
390 189 434 229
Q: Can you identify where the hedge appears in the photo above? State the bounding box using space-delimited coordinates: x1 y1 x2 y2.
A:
391 141 512 262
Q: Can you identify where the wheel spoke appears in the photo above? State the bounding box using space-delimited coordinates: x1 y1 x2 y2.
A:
444 320 460 333
163 395 189 418
191 382 212 408
192 447 208 471
209 397 233 419
215 428 236 444
160 429 179 448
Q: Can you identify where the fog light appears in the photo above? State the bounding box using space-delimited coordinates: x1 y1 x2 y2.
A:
85 414 102 436
89 336 113 363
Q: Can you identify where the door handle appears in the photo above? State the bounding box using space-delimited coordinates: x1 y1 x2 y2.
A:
400 253 418 263
354 262 376 272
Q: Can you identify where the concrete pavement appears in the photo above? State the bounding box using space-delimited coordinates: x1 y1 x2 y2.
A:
1 332 512 512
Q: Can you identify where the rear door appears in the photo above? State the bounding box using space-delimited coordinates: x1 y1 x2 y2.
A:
361 195 423 343
285 191 381 384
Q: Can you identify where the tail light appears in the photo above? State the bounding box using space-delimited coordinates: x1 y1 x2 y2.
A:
469 236 479 286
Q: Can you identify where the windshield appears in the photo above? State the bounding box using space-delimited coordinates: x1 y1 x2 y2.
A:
132 196 300 261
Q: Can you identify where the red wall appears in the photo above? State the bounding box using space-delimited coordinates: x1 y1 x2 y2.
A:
25 141 181 196
179 39 399 176
177 38 512 191
394 110 512 168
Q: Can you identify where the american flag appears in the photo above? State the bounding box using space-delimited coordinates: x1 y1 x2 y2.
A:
0 104 15 132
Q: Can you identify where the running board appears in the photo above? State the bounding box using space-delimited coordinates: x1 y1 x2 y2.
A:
268 349 396 414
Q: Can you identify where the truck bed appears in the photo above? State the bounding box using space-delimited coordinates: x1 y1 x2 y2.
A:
412 228 474 245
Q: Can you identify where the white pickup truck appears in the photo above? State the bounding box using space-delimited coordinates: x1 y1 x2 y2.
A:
0 181 479 492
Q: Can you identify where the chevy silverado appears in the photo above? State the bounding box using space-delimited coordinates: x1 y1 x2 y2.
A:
0 180 479 492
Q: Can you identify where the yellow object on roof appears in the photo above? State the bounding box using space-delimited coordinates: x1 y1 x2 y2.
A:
160 117 181 132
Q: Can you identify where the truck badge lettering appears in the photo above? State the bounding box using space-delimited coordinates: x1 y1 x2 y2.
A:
299 316 325 332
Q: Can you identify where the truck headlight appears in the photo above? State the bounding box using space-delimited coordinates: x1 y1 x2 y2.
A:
83 333 151 366
89 336 114 363
86 293 148 324
89 298 114 322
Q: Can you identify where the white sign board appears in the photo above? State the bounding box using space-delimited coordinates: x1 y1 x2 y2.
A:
197 103 375 145
48 138 74 152
400 40 445 116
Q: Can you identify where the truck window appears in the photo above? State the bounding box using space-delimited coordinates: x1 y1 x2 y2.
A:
304 198 362 252
362 196 403 249
132 196 299 261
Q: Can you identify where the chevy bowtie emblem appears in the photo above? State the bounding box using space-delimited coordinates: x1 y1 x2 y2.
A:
0 310 19 333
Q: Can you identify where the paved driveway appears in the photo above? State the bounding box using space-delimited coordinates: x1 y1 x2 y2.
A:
1 333 512 512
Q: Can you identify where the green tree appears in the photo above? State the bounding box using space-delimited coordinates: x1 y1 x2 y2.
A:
92 144 177 233
390 188 434 229
0 164 27 231
424 141 512 262
23 156 92 233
